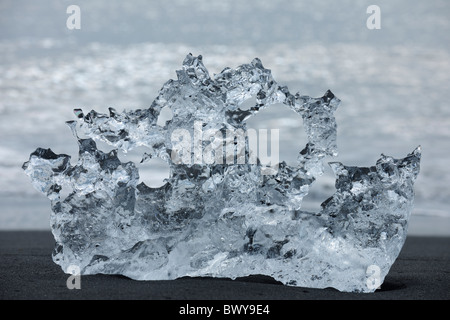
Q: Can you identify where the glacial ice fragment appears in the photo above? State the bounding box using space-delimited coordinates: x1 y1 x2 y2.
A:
23 54 421 292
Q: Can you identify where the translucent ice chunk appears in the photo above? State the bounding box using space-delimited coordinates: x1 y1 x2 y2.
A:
23 54 421 292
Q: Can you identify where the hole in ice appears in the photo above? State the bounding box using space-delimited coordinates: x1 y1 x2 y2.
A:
239 95 257 111
301 170 336 213
245 103 307 166
157 106 173 127
118 147 170 188
59 185 74 200
138 157 170 188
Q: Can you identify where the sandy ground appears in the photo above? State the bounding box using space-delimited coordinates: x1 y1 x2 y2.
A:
0 231 448 302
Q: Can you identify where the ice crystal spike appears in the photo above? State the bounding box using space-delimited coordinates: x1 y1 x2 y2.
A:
23 54 421 293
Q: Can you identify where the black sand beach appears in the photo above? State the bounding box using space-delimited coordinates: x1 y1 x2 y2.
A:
0 231 448 300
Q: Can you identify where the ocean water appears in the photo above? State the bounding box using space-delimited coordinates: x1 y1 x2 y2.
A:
0 0 449 234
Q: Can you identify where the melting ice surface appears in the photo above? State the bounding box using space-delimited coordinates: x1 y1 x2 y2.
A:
23 54 421 292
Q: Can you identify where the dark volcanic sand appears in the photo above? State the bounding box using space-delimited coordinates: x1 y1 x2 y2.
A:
0 231 448 300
